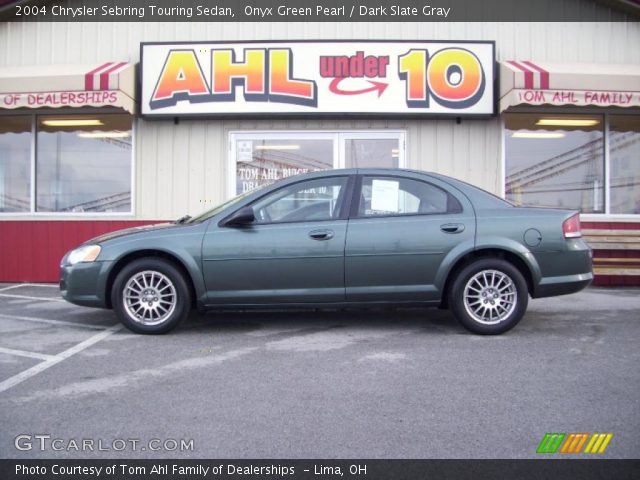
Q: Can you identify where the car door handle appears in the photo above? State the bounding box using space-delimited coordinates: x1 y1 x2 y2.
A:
440 223 465 234
309 229 334 240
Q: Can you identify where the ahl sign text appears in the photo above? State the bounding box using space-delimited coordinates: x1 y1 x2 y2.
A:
141 41 495 117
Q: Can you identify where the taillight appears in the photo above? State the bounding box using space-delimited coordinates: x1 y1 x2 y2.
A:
563 213 582 238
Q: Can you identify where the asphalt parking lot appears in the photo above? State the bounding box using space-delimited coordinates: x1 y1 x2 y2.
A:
0 283 638 459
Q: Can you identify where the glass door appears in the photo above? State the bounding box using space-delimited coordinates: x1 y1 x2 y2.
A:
229 131 405 196
339 132 405 169
230 132 336 196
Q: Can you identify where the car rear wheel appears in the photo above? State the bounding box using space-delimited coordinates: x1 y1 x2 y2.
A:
111 258 191 334
448 258 528 334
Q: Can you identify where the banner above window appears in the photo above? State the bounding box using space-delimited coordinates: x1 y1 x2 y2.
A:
140 41 495 117
0 63 136 114
500 61 640 111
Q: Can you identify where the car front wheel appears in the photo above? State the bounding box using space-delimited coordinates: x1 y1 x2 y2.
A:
448 258 528 335
111 258 191 334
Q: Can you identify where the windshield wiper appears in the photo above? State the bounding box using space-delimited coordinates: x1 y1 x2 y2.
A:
174 215 191 224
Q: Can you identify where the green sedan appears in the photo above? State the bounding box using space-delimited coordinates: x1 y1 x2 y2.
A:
60 169 593 335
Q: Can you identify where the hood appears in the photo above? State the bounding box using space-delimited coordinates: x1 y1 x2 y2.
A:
84 222 177 244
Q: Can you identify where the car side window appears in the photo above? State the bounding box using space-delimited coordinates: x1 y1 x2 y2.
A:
357 176 462 217
250 177 348 224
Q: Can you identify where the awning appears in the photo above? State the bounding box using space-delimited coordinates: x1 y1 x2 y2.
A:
0 62 136 114
499 61 640 111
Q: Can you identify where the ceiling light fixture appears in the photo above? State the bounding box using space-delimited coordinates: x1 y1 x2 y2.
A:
77 131 130 139
512 132 566 139
254 145 301 150
42 119 104 127
536 118 600 127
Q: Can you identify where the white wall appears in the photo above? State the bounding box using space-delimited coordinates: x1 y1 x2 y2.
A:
2 20 640 219
4 21 640 66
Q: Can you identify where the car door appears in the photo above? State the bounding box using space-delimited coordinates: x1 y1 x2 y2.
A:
345 173 475 302
202 175 352 305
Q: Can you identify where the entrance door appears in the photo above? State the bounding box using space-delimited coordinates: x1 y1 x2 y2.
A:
229 130 405 195
339 132 405 169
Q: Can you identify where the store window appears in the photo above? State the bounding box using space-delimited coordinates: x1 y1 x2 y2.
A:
0 113 133 214
505 113 640 216
230 131 405 196
0 116 31 212
36 115 132 212
504 113 605 213
610 115 640 214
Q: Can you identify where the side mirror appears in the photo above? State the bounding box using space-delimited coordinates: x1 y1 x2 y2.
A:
224 206 255 227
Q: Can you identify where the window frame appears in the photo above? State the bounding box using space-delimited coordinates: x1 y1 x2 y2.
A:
502 109 640 220
0 111 135 217
350 174 465 220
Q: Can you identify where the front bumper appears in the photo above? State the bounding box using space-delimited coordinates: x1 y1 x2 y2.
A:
60 260 113 308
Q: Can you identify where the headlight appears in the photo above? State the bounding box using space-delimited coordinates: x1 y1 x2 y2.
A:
67 245 102 265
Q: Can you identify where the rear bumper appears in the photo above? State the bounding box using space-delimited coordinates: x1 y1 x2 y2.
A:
60 260 112 308
531 238 593 298
532 272 593 298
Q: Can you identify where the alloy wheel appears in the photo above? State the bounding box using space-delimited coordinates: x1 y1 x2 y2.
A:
122 270 177 325
462 269 518 325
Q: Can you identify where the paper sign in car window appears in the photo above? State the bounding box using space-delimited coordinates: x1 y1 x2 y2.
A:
371 179 399 213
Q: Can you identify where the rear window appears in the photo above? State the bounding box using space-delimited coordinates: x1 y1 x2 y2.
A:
429 174 514 209
358 176 463 217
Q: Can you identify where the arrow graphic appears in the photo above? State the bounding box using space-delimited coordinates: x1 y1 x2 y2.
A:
328 77 389 97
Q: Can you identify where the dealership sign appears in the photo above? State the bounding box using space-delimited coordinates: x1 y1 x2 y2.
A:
499 60 640 111
141 41 495 116
0 62 136 114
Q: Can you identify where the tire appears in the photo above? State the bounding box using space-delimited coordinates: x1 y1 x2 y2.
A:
111 258 191 334
448 258 528 335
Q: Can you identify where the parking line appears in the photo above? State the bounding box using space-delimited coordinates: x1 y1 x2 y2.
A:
0 284 58 291
0 293 65 302
0 324 123 394
0 314 113 330
0 284 29 292
0 347 59 362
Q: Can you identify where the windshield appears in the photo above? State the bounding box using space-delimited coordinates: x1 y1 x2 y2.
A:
187 190 255 223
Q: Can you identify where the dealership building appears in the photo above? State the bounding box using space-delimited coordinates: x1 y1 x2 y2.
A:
1 9 639 284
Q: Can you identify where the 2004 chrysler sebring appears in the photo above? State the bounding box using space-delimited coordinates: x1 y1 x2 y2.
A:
60 169 593 335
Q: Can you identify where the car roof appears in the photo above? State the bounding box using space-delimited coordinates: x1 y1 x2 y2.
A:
271 168 451 190
283 167 437 179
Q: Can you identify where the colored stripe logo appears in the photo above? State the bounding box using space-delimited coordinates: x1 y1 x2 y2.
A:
559 433 589 454
537 432 613 454
537 433 565 453
584 433 614 454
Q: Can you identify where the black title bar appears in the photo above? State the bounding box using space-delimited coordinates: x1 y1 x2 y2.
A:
2 0 639 22
2 459 640 480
